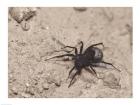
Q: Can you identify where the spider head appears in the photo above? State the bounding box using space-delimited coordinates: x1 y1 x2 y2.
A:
74 54 89 70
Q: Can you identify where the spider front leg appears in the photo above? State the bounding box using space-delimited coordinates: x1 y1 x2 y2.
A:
67 66 75 80
53 45 78 54
68 70 80 88
101 61 121 72
59 41 83 54
45 54 74 61
89 66 97 76
64 46 78 54
85 66 100 79
88 42 104 49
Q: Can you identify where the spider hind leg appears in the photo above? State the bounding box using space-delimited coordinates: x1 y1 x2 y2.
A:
67 66 75 80
101 61 121 72
68 71 80 88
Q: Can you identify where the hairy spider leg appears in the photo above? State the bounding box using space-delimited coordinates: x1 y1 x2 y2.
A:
87 43 104 49
62 41 84 54
101 61 121 72
89 66 97 76
53 42 83 54
53 48 73 53
68 70 80 88
54 58 73 62
85 67 99 78
67 66 75 80
45 54 74 61
85 66 100 79
79 41 84 54
52 45 79 54
60 46 77 53
84 67 95 75
64 46 78 54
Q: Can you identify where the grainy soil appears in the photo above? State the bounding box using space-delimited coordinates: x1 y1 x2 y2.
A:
8 7 132 98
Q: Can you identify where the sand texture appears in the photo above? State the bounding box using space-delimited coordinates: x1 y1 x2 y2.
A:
8 7 132 98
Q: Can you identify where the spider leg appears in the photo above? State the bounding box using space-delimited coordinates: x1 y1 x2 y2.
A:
84 67 95 75
89 66 97 76
57 42 83 54
45 54 74 61
60 46 76 53
88 43 104 48
64 46 78 54
53 48 73 53
67 66 75 80
55 58 73 62
101 61 121 72
68 70 80 88
85 66 100 79
52 45 78 54
79 41 84 54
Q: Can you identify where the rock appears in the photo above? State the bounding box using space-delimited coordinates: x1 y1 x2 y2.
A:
26 87 35 95
9 7 37 23
21 20 30 31
54 79 61 87
53 75 62 87
9 7 24 23
73 7 87 12
42 83 49 90
103 73 121 89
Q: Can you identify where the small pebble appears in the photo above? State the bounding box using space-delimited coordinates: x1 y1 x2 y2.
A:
85 83 91 89
11 87 18 95
54 80 61 87
98 72 105 79
103 73 120 89
26 87 35 95
21 21 30 31
29 88 35 95
25 83 30 87
21 93 31 98
53 75 61 87
42 83 49 90
38 87 43 93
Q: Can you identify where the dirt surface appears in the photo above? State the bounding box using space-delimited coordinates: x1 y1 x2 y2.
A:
8 7 132 98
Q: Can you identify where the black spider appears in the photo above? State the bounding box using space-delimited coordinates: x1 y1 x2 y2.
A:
45 41 120 88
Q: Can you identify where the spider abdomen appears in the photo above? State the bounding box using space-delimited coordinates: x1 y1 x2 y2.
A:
84 47 103 63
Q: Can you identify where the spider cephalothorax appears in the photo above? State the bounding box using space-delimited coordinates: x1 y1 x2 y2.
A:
45 41 120 88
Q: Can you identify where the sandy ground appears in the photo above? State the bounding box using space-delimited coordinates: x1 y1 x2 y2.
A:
8 7 132 98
